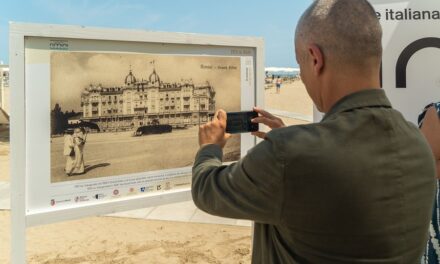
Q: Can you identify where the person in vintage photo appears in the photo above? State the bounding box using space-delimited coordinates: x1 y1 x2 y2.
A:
63 129 74 174
63 127 87 176
70 127 86 176
50 52 242 183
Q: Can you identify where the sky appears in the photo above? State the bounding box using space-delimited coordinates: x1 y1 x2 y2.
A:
0 0 311 67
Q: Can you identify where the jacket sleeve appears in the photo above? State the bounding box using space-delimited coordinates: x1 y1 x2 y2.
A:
191 134 285 225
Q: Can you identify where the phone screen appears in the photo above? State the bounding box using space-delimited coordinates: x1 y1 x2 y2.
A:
226 111 259 134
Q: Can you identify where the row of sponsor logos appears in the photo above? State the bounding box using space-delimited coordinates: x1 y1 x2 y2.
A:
50 182 172 207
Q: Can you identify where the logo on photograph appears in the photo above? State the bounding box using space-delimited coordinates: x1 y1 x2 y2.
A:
50 198 72 206
74 196 90 203
95 193 106 200
128 187 137 195
49 39 69 50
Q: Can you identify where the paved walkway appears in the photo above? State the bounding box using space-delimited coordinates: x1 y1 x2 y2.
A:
267 109 313 122
0 181 251 227
107 201 252 227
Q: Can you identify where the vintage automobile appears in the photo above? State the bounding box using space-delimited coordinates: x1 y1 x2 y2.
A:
133 124 173 136
67 121 100 133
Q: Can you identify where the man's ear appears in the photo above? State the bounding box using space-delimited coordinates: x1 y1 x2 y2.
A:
308 44 324 76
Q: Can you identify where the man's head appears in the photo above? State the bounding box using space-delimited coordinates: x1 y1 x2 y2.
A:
295 0 382 112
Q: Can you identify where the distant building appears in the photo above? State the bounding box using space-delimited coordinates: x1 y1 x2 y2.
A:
0 64 9 115
80 68 216 132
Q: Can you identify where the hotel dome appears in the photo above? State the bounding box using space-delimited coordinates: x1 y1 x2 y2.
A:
149 69 160 84
125 70 137 85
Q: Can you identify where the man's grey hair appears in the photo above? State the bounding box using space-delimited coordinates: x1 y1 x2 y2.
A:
296 0 382 67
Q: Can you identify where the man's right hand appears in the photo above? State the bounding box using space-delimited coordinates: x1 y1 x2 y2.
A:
251 107 285 139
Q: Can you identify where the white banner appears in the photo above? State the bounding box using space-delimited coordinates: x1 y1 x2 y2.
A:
371 0 440 124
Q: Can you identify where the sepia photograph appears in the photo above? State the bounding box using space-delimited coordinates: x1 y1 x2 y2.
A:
50 52 242 183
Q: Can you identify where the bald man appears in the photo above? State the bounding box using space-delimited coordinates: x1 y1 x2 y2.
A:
192 0 436 263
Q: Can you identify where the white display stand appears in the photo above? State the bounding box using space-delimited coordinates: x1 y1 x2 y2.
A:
9 22 264 263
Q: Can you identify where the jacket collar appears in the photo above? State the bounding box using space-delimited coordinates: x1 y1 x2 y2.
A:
322 89 392 122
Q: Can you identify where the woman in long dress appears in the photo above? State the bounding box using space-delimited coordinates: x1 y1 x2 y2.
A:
65 127 86 175
63 130 75 174
72 127 86 174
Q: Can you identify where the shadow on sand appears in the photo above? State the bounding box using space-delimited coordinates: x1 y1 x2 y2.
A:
84 163 111 174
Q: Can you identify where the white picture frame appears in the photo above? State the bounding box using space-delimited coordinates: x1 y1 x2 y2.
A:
9 22 265 263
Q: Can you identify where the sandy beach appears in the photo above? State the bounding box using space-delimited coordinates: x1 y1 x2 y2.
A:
0 80 312 263
0 211 252 264
0 127 9 182
265 79 313 118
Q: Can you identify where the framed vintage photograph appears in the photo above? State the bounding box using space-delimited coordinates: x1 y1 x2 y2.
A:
10 23 264 230
50 52 242 183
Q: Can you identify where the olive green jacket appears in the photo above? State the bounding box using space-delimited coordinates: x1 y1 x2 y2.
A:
192 89 436 264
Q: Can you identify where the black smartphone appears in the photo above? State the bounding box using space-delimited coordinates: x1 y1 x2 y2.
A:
226 111 259 134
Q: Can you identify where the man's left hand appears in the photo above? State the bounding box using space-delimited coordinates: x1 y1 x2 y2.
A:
199 109 231 148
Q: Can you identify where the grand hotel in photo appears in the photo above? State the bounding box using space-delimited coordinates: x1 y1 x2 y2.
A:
80 68 216 132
